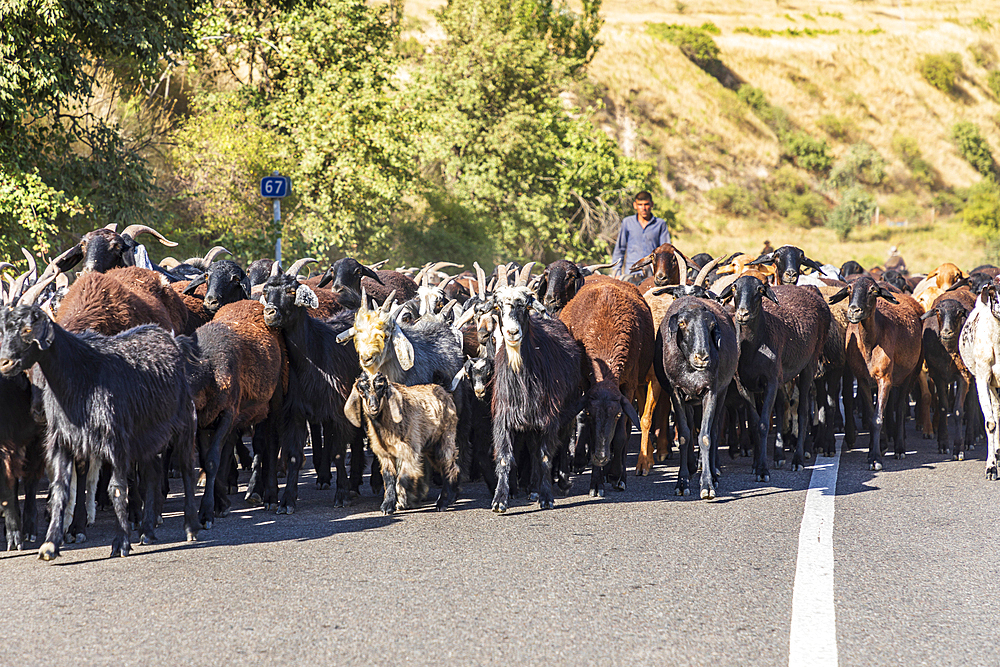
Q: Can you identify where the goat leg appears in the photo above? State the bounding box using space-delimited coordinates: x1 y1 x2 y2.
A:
108 464 131 558
64 458 88 543
792 371 812 471
379 458 398 515
39 444 73 560
869 378 892 471
491 427 514 513
672 390 693 496
606 415 629 492
534 432 557 510
277 420 306 514
310 421 331 490
0 471 23 551
698 390 720 500
636 379 660 476
138 456 162 545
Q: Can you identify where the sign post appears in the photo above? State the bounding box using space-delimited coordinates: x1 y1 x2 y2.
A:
260 171 291 264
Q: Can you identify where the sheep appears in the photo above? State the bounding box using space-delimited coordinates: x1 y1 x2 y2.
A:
260 262 365 511
828 277 924 470
922 291 977 460
489 265 583 512
183 299 286 527
749 244 825 286
718 275 830 480
559 276 651 496
53 223 180 279
345 373 459 513
650 289 738 498
0 270 200 560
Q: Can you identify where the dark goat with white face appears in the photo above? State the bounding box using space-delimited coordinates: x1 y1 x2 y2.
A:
750 245 824 285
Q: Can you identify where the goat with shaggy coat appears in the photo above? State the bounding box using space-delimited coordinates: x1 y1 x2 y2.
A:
923 291 977 459
559 277 651 496
491 280 582 512
959 278 1000 479
828 277 924 470
346 373 459 513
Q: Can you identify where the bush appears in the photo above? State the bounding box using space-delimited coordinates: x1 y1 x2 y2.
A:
951 121 996 176
989 71 1000 100
969 41 997 69
737 85 792 136
891 134 936 186
963 178 1000 231
825 185 876 240
707 183 756 215
783 132 832 172
828 141 887 188
816 114 855 141
973 16 992 31
762 165 827 227
646 23 720 69
919 53 963 93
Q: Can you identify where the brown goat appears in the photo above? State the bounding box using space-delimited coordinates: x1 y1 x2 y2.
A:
57 268 177 335
633 243 696 291
828 277 924 470
560 276 653 495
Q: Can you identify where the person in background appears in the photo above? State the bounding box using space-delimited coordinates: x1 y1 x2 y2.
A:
885 245 907 275
612 191 672 285
761 239 774 255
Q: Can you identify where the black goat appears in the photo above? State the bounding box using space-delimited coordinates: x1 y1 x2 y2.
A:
535 260 585 316
54 224 180 279
490 270 583 512
718 275 829 480
317 257 418 306
183 259 252 314
750 245 824 285
261 264 364 511
0 273 199 559
652 292 738 499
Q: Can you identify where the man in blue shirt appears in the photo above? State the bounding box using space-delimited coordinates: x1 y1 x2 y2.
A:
612 191 672 284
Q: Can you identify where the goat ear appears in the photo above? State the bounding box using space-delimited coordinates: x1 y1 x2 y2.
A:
393 329 415 370
749 252 775 267
801 256 824 273
920 308 938 321
712 322 723 350
344 386 364 428
33 315 55 350
666 313 680 336
240 275 252 299
535 273 548 300
878 287 899 304
450 366 467 392
574 271 585 295
294 284 319 309
182 274 207 295
762 285 780 305
387 388 405 424
827 287 850 304
619 397 641 430
717 284 734 303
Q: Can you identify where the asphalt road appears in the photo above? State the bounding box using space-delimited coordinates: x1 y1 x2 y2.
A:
2 422 999 666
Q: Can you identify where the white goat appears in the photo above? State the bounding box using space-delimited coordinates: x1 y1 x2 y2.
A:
959 280 1000 480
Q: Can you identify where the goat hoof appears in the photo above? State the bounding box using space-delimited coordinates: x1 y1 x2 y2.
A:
263 502 278 511
68 532 85 544
156 515 163 527
218 507 231 518
986 467 998 481
774 459 785 469
895 452 905 460
38 542 58 561
186 528 198 542
64 533 75 545
756 473 769 483
6 532 23 552
590 488 604 498
110 539 131 558
957 452 965 461
538 498 554 509
27 535 37 544
791 463 802 472
245 493 262 506
803 451 812 460
139 533 156 545
612 480 626 492
276 505 294 515
491 502 508 513
870 461 883 471
528 492 539 502
202 520 213 530
701 487 715 500
317 482 330 490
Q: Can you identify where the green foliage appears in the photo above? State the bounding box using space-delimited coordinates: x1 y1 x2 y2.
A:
0 165 87 261
951 121 996 177
646 23 720 69
412 0 649 264
883 192 922 222
891 134 936 187
700 22 721 35
973 16 992 31
707 183 755 216
816 114 855 141
825 185 875 241
988 71 1000 100
968 41 997 69
962 178 1000 231
763 165 827 227
733 26 839 37
783 132 832 173
737 85 792 136
828 141 886 188
918 53 963 93
819 11 843 20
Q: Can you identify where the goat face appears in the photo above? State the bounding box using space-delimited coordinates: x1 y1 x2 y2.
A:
465 356 494 399
357 372 391 417
495 286 544 372
720 275 778 326
79 229 129 274
323 257 383 295
968 272 992 295
261 274 318 328
0 305 53 376
830 277 898 324
537 260 584 313
922 299 968 352
667 306 721 373
186 260 250 313
354 306 394 371
983 280 1000 321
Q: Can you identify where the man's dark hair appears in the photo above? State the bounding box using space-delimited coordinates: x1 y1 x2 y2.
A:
634 191 653 203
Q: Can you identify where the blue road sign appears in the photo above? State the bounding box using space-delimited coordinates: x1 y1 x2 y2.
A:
260 175 290 198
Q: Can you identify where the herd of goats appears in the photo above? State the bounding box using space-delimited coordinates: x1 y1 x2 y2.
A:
0 222 999 561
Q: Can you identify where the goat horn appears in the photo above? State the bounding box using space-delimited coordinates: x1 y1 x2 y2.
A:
366 259 389 271
582 260 618 273
414 262 434 284
286 257 317 278
336 327 356 345
516 262 536 287
104 223 118 232
380 290 398 314
474 262 487 300
453 307 477 330
20 248 37 281
18 268 61 307
203 246 232 264
440 299 459 319
121 225 178 247
55 273 69 290
694 252 741 287
360 286 369 312
270 260 282 278
430 261 461 276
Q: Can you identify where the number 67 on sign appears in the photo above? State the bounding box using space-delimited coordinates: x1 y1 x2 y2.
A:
260 172 291 264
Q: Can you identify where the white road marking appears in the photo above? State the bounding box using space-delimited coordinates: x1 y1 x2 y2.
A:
789 437 841 667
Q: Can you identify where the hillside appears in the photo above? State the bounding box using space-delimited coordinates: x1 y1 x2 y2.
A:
408 0 999 272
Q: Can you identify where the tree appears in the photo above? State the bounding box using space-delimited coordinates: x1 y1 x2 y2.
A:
411 0 652 264
825 185 875 241
0 0 207 261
